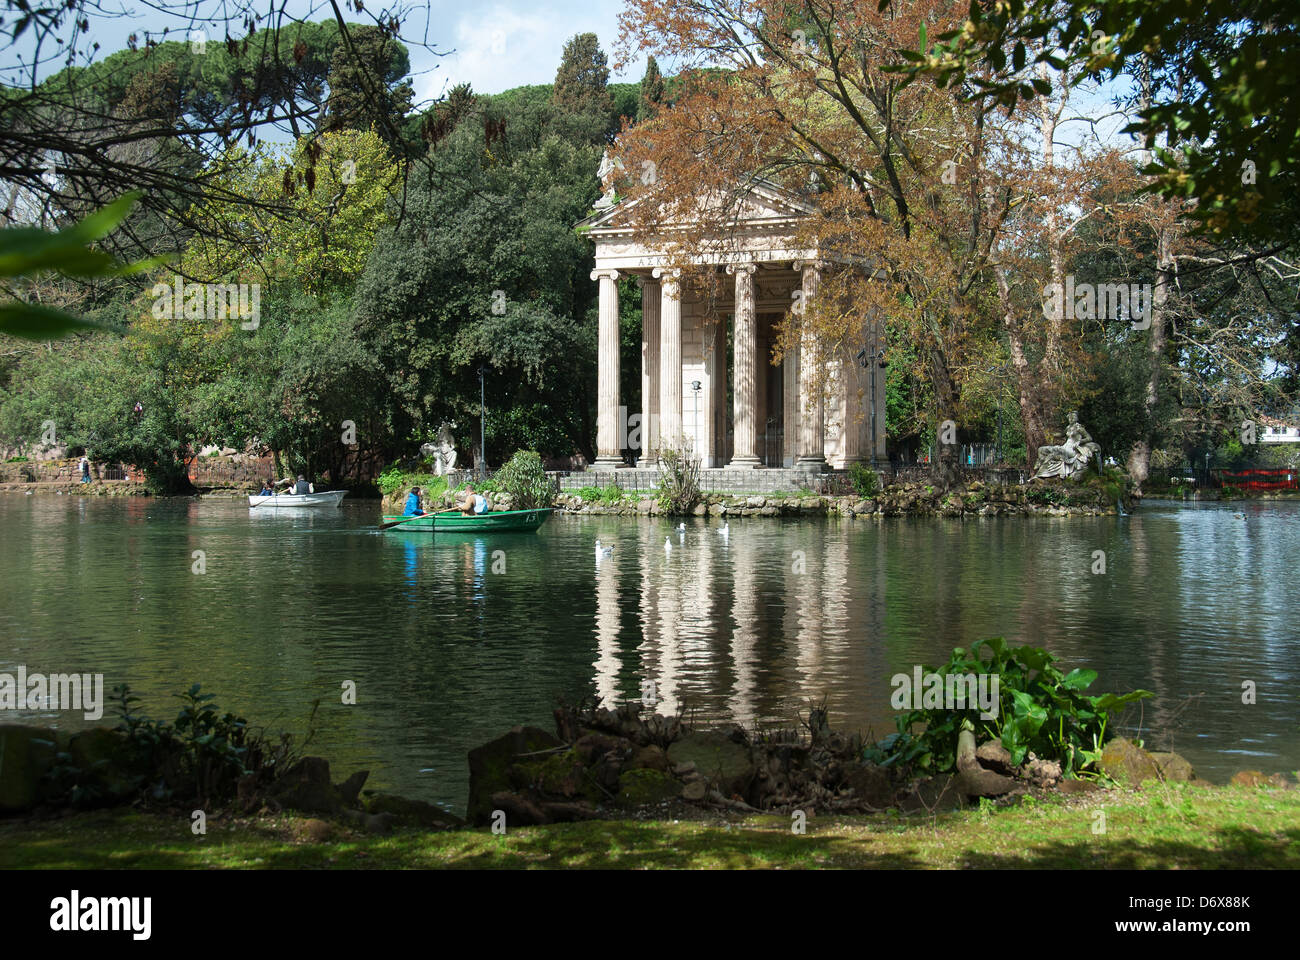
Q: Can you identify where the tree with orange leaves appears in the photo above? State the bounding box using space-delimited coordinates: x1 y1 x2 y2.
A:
609 0 1039 480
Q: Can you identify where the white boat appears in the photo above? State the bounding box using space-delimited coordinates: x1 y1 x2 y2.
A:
248 490 347 508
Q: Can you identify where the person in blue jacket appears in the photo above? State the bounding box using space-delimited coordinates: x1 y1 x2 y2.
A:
403 487 425 516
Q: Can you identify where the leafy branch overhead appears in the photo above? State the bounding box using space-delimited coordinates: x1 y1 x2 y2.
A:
885 0 1297 238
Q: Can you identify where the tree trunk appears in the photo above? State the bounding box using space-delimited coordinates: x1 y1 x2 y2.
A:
995 266 1049 465
929 344 960 488
1127 222 1175 496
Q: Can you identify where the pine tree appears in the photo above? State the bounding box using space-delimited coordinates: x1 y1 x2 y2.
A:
637 55 665 122
324 25 414 148
551 33 612 144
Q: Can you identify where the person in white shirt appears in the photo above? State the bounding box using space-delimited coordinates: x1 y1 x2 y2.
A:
457 485 489 515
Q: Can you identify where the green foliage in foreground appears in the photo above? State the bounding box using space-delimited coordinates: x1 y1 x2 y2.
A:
868 639 1152 778
3 784 1297 869
45 684 259 810
0 193 163 340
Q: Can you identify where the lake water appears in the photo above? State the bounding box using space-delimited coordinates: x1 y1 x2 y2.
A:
1 493 1296 813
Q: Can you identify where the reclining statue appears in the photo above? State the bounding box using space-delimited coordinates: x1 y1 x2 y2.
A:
1032 412 1100 480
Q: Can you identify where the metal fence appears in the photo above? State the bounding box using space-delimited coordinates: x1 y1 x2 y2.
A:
551 470 657 493
877 462 1028 486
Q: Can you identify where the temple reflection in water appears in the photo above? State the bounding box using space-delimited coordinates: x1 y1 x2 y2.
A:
591 519 890 731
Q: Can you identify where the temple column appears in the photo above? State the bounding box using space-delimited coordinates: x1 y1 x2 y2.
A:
638 276 661 465
839 330 869 466
592 268 622 468
795 260 826 471
655 268 683 449
782 339 799 466
839 297 869 466
727 262 760 467
755 326 769 463
871 312 887 465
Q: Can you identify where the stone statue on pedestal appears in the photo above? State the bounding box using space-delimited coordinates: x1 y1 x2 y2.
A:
593 149 621 211
1032 411 1100 480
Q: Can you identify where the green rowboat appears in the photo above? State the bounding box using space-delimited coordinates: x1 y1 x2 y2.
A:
381 508 554 533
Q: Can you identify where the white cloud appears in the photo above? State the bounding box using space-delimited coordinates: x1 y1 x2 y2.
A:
412 1 641 103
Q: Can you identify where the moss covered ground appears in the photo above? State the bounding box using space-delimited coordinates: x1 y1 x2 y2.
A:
2 781 1297 869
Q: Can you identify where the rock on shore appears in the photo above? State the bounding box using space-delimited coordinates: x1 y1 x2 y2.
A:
461 708 1271 827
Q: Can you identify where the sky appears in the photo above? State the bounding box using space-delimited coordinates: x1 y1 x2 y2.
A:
4 0 1131 151
423 0 642 102
2 0 643 102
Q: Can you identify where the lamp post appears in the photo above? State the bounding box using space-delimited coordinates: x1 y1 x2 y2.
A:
996 393 1004 466
477 365 487 480
691 380 702 463
856 345 887 467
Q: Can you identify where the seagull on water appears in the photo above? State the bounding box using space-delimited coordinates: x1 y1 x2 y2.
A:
718 521 729 538
595 539 614 559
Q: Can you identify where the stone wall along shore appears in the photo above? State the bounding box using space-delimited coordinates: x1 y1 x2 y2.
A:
391 477 1130 519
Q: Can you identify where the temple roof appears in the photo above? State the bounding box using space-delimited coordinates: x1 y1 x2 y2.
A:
577 176 819 237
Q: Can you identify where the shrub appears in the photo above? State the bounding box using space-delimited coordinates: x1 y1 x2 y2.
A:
864 639 1151 778
1095 466 1127 503
494 449 553 508
42 684 317 812
1027 483 1071 505
103 684 262 807
574 483 622 503
847 462 880 497
655 438 700 512
377 467 446 499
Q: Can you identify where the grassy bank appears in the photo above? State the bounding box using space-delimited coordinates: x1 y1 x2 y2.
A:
3 782 1297 869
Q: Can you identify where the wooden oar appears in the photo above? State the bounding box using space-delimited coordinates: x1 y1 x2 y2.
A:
378 512 436 531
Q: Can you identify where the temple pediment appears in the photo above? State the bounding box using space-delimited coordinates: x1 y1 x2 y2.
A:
582 179 824 273
579 178 818 239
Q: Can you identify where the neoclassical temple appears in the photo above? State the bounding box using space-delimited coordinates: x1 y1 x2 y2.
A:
581 181 887 471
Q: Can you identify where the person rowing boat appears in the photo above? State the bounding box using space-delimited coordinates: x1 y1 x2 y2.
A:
457 485 490 516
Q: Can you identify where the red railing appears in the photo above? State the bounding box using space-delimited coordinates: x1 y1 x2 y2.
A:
1217 468 1299 490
